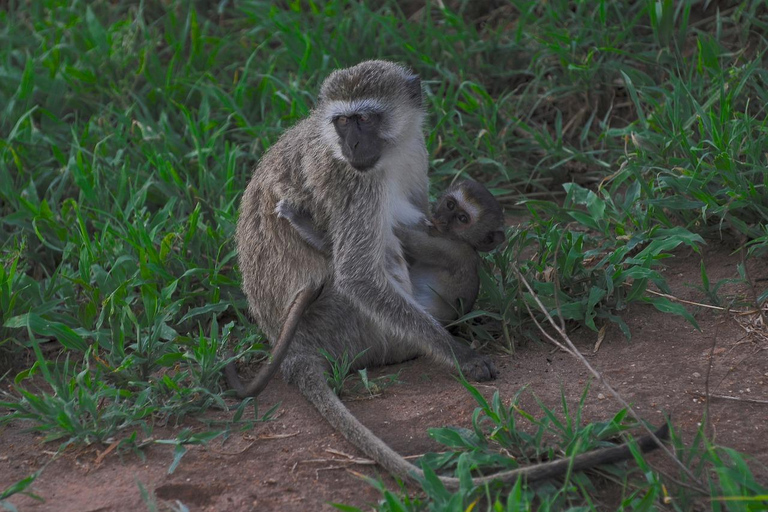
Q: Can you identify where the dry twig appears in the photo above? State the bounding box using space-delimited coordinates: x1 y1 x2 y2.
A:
710 394 768 405
513 267 707 492
94 439 120 465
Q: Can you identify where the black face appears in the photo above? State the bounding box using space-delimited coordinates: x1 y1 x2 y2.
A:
433 195 472 234
432 186 506 252
333 113 384 171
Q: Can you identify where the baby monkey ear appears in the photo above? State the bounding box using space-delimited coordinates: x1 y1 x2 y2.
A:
476 229 506 252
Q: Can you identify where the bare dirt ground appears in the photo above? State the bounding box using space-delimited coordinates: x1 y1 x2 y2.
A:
2 242 767 511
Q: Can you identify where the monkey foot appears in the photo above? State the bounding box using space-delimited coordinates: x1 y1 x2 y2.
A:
461 355 498 382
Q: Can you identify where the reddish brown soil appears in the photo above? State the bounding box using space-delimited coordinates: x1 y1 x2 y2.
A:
2 243 767 511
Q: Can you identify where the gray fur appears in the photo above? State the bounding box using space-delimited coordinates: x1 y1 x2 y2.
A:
275 199 330 253
235 60 663 487
319 61 423 110
237 60 493 379
279 182 505 325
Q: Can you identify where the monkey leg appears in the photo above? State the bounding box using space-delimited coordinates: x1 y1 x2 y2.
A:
279 286 493 374
279 288 403 370
306 286 495 379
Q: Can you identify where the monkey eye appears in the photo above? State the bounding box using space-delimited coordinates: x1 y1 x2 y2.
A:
336 116 348 126
457 213 469 224
359 113 370 123
446 200 455 211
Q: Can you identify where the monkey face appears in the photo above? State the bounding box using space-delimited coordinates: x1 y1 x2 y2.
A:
432 182 507 252
332 113 385 171
432 194 473 234
317 61 425 172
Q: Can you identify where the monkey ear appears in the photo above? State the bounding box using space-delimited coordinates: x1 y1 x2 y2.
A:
406 75 422 105
476 230 506 252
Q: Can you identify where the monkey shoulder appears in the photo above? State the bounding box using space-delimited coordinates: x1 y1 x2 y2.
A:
254 121 338 221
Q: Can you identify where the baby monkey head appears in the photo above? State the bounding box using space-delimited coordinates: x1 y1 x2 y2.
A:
317 60 423 172
432 181 506 252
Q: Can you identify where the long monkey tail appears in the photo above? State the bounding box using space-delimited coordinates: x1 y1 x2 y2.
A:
295 362 427 480
228 285 669 487
296 364 669 490
225 284 324 398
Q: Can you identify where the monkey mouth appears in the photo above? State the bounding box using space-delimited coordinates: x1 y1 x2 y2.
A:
348 157 379 172
432 220 449 233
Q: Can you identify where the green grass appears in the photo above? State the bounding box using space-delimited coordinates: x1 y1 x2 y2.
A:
1 0 767 509
333 380 768 512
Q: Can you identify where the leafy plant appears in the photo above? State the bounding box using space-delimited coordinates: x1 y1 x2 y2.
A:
334 379 768 511
354 368 402 397
0 470 43 512
320 348 369 397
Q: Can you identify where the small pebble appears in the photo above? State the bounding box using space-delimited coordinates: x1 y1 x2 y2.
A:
693 372 701 378
597 393 606 400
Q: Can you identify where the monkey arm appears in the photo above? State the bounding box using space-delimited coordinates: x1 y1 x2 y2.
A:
329 188 496 381
331 190 444 337
395 225 475 273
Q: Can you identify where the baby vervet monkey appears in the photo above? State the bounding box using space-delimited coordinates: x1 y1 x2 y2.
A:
276 180 506 324
404 180 505 323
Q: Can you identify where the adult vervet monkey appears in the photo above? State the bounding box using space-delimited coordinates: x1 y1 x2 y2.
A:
237 60 497 383
233 61 666 486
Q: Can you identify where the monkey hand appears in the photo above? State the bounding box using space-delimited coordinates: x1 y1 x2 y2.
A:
274 199 290 219
460 354 498 382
